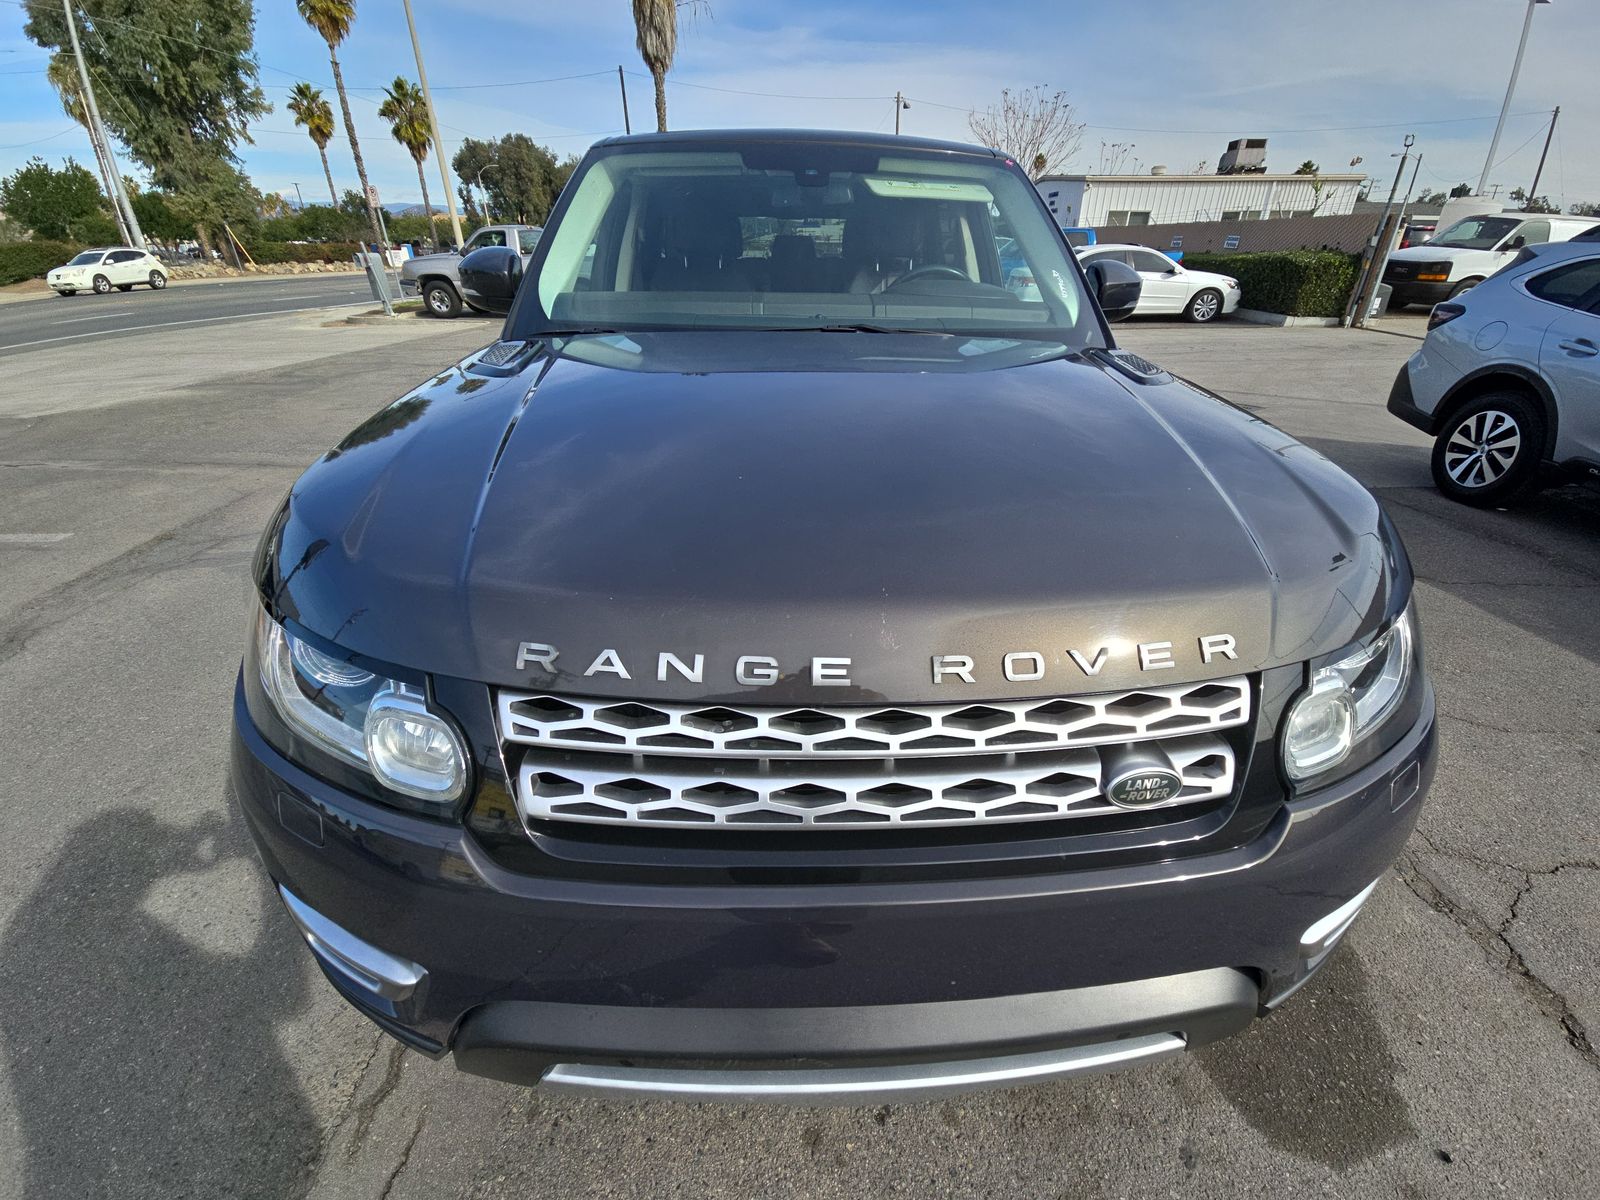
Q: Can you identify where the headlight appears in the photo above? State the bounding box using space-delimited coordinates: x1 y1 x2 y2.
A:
1283 603 1417 783
255 610 468 804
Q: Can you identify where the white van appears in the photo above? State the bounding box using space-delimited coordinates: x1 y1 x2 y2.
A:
1383 211 1597 308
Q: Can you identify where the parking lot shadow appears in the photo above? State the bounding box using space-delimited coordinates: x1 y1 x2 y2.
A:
0 807 318 1199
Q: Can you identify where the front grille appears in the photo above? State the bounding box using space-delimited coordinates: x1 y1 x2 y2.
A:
497 678 1251 832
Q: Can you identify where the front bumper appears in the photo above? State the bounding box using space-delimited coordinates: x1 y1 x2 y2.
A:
231 679 1435 1099
1384 279 1453 308
398 277 421 298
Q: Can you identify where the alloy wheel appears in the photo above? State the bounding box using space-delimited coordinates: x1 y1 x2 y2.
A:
1192 292 1220 321
1443 409 1521 488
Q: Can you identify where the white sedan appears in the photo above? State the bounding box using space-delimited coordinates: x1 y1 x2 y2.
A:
1076 244 1240 322
47 247 169 297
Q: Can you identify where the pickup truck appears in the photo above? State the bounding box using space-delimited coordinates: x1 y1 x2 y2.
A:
399 223 542 317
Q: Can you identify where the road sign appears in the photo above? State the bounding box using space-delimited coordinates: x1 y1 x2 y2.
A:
366 184 381 207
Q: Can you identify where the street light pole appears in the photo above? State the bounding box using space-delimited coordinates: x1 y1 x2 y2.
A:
1477 0 1550 197
292 182 305 210
62 0 144 248
894 92 909 135
401 0 465 249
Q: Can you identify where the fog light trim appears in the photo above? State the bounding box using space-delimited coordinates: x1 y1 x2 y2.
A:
279 885 426 1001
1299 878 1380 958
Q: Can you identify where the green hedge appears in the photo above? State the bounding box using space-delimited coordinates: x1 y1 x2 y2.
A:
1181 249 1361 318
0 240 82 286
246 240 364 264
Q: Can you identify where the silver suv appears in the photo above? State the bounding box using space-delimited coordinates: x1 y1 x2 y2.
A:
1387 238 1600 506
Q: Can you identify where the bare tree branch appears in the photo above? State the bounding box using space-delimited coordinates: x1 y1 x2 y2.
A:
967 87 1084 181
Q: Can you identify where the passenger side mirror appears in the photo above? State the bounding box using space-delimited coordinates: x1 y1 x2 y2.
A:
458 245 523 315
1084 259 1142 322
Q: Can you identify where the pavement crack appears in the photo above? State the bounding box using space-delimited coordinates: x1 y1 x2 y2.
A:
1397 849 1599 1072
378 1110 427 1200
346 1040 409 1160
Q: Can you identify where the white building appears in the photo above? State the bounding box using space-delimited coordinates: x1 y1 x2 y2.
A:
1036 171 1367 228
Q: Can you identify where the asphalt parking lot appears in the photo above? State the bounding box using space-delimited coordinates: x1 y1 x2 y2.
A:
1 310 1597 1199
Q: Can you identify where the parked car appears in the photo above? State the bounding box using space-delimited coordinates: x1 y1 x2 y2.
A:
1383 211 1596 308
1076 243 1240 322
1060 226 1097 248
46 246 168 296
236 129 1433 1103
399 223 542 317
1387 239 1600 506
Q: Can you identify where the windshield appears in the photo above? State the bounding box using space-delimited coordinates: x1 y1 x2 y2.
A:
517 140 1099 342
1430 216 1520 250
67 251 104 266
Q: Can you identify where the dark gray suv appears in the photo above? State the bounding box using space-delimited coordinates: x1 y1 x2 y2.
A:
231 130 1435 1103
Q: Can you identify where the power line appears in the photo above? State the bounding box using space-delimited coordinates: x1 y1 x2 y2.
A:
0 126 76 149
627 70 889 102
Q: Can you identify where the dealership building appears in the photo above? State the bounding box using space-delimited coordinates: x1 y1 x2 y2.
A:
1035 170 1368 228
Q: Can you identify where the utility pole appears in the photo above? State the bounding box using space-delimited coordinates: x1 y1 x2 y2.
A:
894 91 910 135
618 66 631 135
1477 0 1550 196
1525 106 1560 206
401 0 464 250
62 0 143 248
292 182 305 210
1346 133 1413 327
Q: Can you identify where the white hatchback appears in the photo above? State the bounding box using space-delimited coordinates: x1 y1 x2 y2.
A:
47 247 169 296
1075 244 1241 322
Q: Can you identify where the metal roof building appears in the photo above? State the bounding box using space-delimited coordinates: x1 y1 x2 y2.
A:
1036 171 1367 228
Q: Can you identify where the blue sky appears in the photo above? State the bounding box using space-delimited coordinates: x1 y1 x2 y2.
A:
3 0 1597 211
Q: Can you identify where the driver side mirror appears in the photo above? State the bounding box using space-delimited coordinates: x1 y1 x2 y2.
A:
1084 259 1142 322
1505 235 1527 251
458 245 523 315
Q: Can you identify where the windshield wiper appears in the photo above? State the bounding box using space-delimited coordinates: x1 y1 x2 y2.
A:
786 323 951 335
534 327 627 339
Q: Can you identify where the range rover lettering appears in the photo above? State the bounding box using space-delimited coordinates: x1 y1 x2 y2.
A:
232 130 1436 1103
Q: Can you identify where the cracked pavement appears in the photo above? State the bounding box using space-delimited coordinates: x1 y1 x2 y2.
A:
1 310 1597 1198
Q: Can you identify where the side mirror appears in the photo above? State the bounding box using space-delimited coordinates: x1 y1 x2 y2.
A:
458 245 523 315
1084 258 1142 322
1505 235 1527 251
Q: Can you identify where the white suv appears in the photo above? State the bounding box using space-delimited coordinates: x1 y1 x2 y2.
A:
1387 240 1600 506
46 246 169 296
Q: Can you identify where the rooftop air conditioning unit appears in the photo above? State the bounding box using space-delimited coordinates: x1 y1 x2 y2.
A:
1218 138 1268 175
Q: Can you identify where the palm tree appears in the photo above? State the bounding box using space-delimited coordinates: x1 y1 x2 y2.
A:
631 0 677 133
378 77 435 246
287 83 339 206
295 0 385 248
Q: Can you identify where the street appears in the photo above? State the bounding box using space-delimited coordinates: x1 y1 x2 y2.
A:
1 310 1598 1199
0 273 385 358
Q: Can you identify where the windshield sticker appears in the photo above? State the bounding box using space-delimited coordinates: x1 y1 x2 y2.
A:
861 177 994 202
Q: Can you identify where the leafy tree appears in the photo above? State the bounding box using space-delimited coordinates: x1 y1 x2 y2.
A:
68 212 120 244
23 0 269 247
378 76 437 246
1415 188 1448 206
453 137 497 219
296 0 385 249
1449 183 1472 199
1508 188 1557 214
287 82 339 206
1294 160 1320 175
0 157 105 239
453 135 570 224
130 188 191 242
1570 201 1600 217
968 87 1084 181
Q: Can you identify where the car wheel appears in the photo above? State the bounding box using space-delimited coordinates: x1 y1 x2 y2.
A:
92 274 112 294
1446 278 1482 300
1430 392 1546 507
422 281 461 318
1185 288 1224 323
149 271 167 289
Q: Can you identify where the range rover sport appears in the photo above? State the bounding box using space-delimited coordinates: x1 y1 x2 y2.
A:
231 129 1436 1103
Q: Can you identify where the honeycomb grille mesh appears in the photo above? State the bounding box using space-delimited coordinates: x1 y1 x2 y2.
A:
498 678 1250 759
497 677 1251 832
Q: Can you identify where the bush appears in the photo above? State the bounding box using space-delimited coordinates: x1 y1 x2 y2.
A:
246 240 364 264
0 240 82 286
1180 249 1361 318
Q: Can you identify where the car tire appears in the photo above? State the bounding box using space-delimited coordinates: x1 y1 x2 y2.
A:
1446 278 1482 300
1430 391 1546 508
422 281 461 318
1185 288 1224 323
149 271 167 290
92 274 112 295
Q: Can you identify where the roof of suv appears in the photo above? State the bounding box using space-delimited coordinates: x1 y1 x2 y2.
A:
592 128 1004 160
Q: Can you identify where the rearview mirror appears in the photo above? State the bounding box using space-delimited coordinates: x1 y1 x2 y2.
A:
1084 259 1142 322
458 246 523 315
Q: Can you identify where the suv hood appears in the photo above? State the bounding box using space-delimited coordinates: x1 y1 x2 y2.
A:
262 335 1406 702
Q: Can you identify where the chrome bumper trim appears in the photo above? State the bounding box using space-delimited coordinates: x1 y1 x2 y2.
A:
537 1032 1185 1104
1299 878 1379 958
278 885 426 1001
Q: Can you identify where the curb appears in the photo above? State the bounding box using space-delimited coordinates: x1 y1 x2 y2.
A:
1235 308 1342 328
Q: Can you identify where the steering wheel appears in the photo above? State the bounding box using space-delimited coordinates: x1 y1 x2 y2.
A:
885 264 970 288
